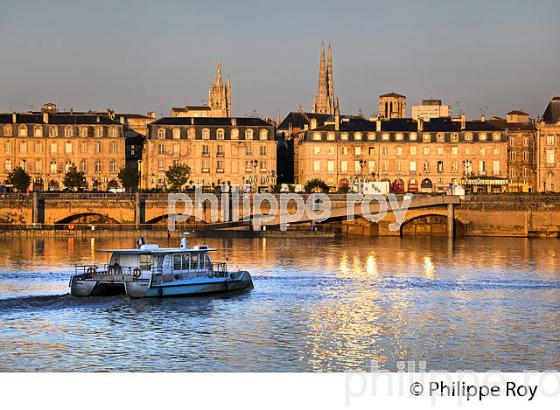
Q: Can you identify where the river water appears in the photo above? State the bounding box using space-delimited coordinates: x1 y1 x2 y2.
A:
0 234 558 372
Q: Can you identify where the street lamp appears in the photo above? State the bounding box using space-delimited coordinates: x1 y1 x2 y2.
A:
252 160 259 193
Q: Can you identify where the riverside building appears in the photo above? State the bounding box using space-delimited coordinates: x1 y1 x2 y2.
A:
144 117 276 191
294 113 508 193
0 107 125 191
536 97 560 192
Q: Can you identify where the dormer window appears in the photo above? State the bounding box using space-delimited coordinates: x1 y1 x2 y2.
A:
479 132 487 141
259 129 268 140
157 128 166 139
217 128 225 139
382 133 390 141
18 125 27 137
34 126 43 137
354 132 362 141
327 132 335 141
422 133 431 142
367 132 375 141
202 128 211 139
64 126 73 137
395 133 404 141
245 129 254 140
437 133 445 142
49 126 58 137
409 133 417 141
172 128 181 139
313 132 321 141
464 132 473 141
341 133 349 140
231 128 239 139
492 132 502 141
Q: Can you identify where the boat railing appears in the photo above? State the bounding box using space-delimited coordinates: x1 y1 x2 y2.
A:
211 262 228 277
73 264 145 281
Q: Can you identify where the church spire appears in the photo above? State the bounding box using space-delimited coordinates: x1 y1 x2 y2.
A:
312 42 336 114
215 60 223 87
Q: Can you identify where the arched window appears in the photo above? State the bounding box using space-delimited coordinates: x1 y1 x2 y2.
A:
259 129 268 140
231 128 239 139
64 126 73 137
18 125 28 137
34 126 43 137
49 160 57 173
187 128 196 139
95 127 103 138
202 128 210 139
79 127 89 137
217 128 225 139
172 128 181 139
245 129 254 140
3 124 12 136
109 127 118 138
49 126 58 137
157 128 166 139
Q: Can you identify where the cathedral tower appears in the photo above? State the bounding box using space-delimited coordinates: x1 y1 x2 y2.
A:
208 61 231 117
312 42 336 115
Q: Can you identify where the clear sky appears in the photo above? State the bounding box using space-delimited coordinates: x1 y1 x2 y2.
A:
0 0 558 119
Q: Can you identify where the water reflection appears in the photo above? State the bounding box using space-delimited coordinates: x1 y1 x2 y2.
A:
0 234 559 371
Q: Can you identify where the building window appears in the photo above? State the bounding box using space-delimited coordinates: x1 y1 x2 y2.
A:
437 161 444 173
110 142 117 153
231 128 239 139
342 147 348 155
18 125 28 137
4 159 12 173
259 129 268 140
202 145 209 156
245 146 252 156
217 128 225 140
245 129 254 140
341 160 348 174
437 147 444 155
367 132 375 141
523 136 529 147
354 160 362 173
34 127 43 137
313 132 321 141
80 127 89 137
50 143 58 154
245 160 252 173
50 160 57 173
79 160 86 173
157 128 166 139
259 145 267 156
423 161 430 172
395 133 403 141
19 142 27 154
341 133 349 141
464 132 473 141
65 127 73 137
354 132 363 141
368 160 375 173
158 159 164 171
546 149 555 164
34 142 42 153
423 147 430 155
422 133 431 142
451 146 458 155
313 146 321 155
110 160 117 173
479 160 486 174
451 133 459 142
327 132 336 141
410 146 417 155
95 127 103 138
327 160 334 174
187 128 196 139
49 126 58 137
3 125 12 136
158 144 165 155
216 160 224 173
492 132 501 141
65 142 72 154
396 147 402 156
172 128 181 139
313 160 320 174
547 135 555 146
437 133 445 142
216 145 224 156
95 142 102 154
451 160 458 172
479 133 487 141
354 146 362 156
492 160 500 176
382 133 389 141
328 146 335 155
260 160 267 172
410 161 417 173
173 144 180 156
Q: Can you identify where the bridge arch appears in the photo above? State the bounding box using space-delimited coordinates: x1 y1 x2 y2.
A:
56 213 120 225
400 213 465 237
145 213 208 225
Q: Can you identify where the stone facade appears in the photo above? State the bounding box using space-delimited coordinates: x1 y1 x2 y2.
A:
144 117 276 191
536 97 560 192
0 112 125 191
411 99 450 121
294 116 508 193
489 111 537 192
378 93 406 119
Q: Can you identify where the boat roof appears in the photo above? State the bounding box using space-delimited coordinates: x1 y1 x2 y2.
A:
96 246 216 254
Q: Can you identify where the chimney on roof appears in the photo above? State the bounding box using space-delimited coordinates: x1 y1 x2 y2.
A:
375 119 381 132
231 118 236 126
12 113 16 123
43 112 49 124
460 114 466 130
96 115 100 123
480 114 486 122
417 117 424 132
147 111 156 119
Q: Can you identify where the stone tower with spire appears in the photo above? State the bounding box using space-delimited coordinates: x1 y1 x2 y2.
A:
312 42 336 115
208 61 231 117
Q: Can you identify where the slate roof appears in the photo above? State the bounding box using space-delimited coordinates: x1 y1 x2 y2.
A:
0 113 121 125
150 117 272 127
380 92 405 98
277 112 331 130
542 97 560 123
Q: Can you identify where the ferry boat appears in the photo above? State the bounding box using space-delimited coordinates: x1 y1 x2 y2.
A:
69 237 253 298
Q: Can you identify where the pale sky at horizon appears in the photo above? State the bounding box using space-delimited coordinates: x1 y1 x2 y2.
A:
0 0 559 120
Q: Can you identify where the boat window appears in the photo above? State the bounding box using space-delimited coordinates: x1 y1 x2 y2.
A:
139 254 152 271
173 254 182 270
190 253 198 270
182 253 190 270
205 254 211 269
